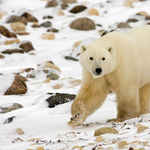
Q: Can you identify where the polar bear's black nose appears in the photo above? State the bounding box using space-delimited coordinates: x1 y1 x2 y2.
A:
95 68 102 74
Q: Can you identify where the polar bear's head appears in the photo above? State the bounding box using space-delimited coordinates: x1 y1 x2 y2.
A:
79 44 115 79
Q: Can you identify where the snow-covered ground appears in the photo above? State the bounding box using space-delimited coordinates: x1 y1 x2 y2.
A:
1 0 150 149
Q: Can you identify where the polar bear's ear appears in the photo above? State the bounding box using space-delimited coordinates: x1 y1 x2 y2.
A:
80 45 87 53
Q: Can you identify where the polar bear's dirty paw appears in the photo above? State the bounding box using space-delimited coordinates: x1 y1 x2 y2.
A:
68 113 84 127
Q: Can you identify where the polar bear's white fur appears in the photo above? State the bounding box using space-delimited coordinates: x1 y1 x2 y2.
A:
68 25 150 127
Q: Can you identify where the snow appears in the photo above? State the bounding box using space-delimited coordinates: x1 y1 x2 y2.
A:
0 0 150 149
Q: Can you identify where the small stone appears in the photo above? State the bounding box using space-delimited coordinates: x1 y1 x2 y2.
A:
88 143 94 145
10 22 26 32
26 74 35 78
46 73 59 80
46 0 58 7
32 23 41 28
36 147 45 150
17 32 29 35
62 0 77 3
69 5 87 14
43 78 50 83
4 116 16 124
137 11 150 17
2 49 24 54
21 12 38 22
64 56 79 61
16 128 24 135
7 15 27 25
58 10 64 16
19 41 35 52
94 136 104 142
0 25 17 38
42 33 55 40
88 8 99 16
43 15 53 19
118 141 128 149
127 18 138 23
117 22 132 28
51 28 59 33
94 127 119 136
0 54 5 59
40 21 52 28
73 145 80 149
53 83 63 89
136 124 149 133
5 39 20 45
25 68 34 72
70 17 95 31
124 0 139 7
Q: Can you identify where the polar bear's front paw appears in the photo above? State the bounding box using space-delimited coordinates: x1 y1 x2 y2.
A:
68 113 84 127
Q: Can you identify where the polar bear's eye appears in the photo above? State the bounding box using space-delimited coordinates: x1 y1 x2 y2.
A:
90 57 93 60
102 57 105 61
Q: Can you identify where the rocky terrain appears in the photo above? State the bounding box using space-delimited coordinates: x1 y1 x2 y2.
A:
0 0 150 149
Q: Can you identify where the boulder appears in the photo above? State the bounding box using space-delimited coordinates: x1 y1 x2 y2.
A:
4 75 27 95
19 41 35 52
46 0 58 7
46 93 76 108
10 22 26 32
0 25 17 38
21 12 38 22
70 17 95 31
1 48 24 54
6 15 27 25
69 5 87 14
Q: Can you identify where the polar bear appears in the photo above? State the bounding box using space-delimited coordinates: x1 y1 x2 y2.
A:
68 25 150 127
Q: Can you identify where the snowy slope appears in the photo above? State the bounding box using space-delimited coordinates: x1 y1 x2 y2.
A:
1 0 150 150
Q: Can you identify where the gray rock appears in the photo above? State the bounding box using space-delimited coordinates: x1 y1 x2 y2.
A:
64 56 79 61
40 21 52 28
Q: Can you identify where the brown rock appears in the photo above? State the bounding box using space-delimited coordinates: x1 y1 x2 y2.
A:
118 141 128 149
58 10 64 16
41 33 55 40
61 2 68 9
136 124 149 133
5 39 20 45
43 78 50 83
36 147 45 150
69 5 87 14
94 136 104 142
19 41 35 52
25 68 34 72
88 8 99 16
10 22 26 32
94 127 119 136
127 18 138 23
0 54 5 59
43 15 53 19
50 28 59 33
53 83 63 89
70 17 95 31
62 0 77 4
117 22 132 28
1 49 24 54
46 0 58 7
21 12 38 22
17 75 28 82
0 25 17 38
16 128 24 135
4 75 27 95
7 15 27 25
137 11 150 17
32 23 41 28
124 0 139 7
17 32 29 35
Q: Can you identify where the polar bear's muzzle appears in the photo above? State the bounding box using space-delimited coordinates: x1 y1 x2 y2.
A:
93 68 102 75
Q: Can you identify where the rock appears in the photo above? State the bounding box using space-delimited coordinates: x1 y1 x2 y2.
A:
136 124 149 133
43 78 50 83
62 0 76 3
40 21 52 28
36 147 45 150
69 5 87 14
6 15 27 25
25 68 34 72
46 0 58 7
94 136 104 142
73 145 80 149
99 30 108 37
0 103 23 113
117 22 132 28
39 61 61 72
17 32 30 35
0 25 17 38
46 72 59 80
0 54 5 59
124 0 139 7
32 23 41 28
46 93 76 108
118 141 128 149
21 12 38 22
64 56 79 61
70 17 95 31
47 28 59 33
10 22 26 32
26 74 35 78
16 128 24 135
88 8 99 16
43 15 53 19
4 116 16 124
94 127 119 136
61 2 68 9
17 75 28 82
127 18 138 23
2 49 24 54
4 75 27 95
19 41 35 52
41 33 55 40
5 39 20 45
136 11 150 17
58 10 64 16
